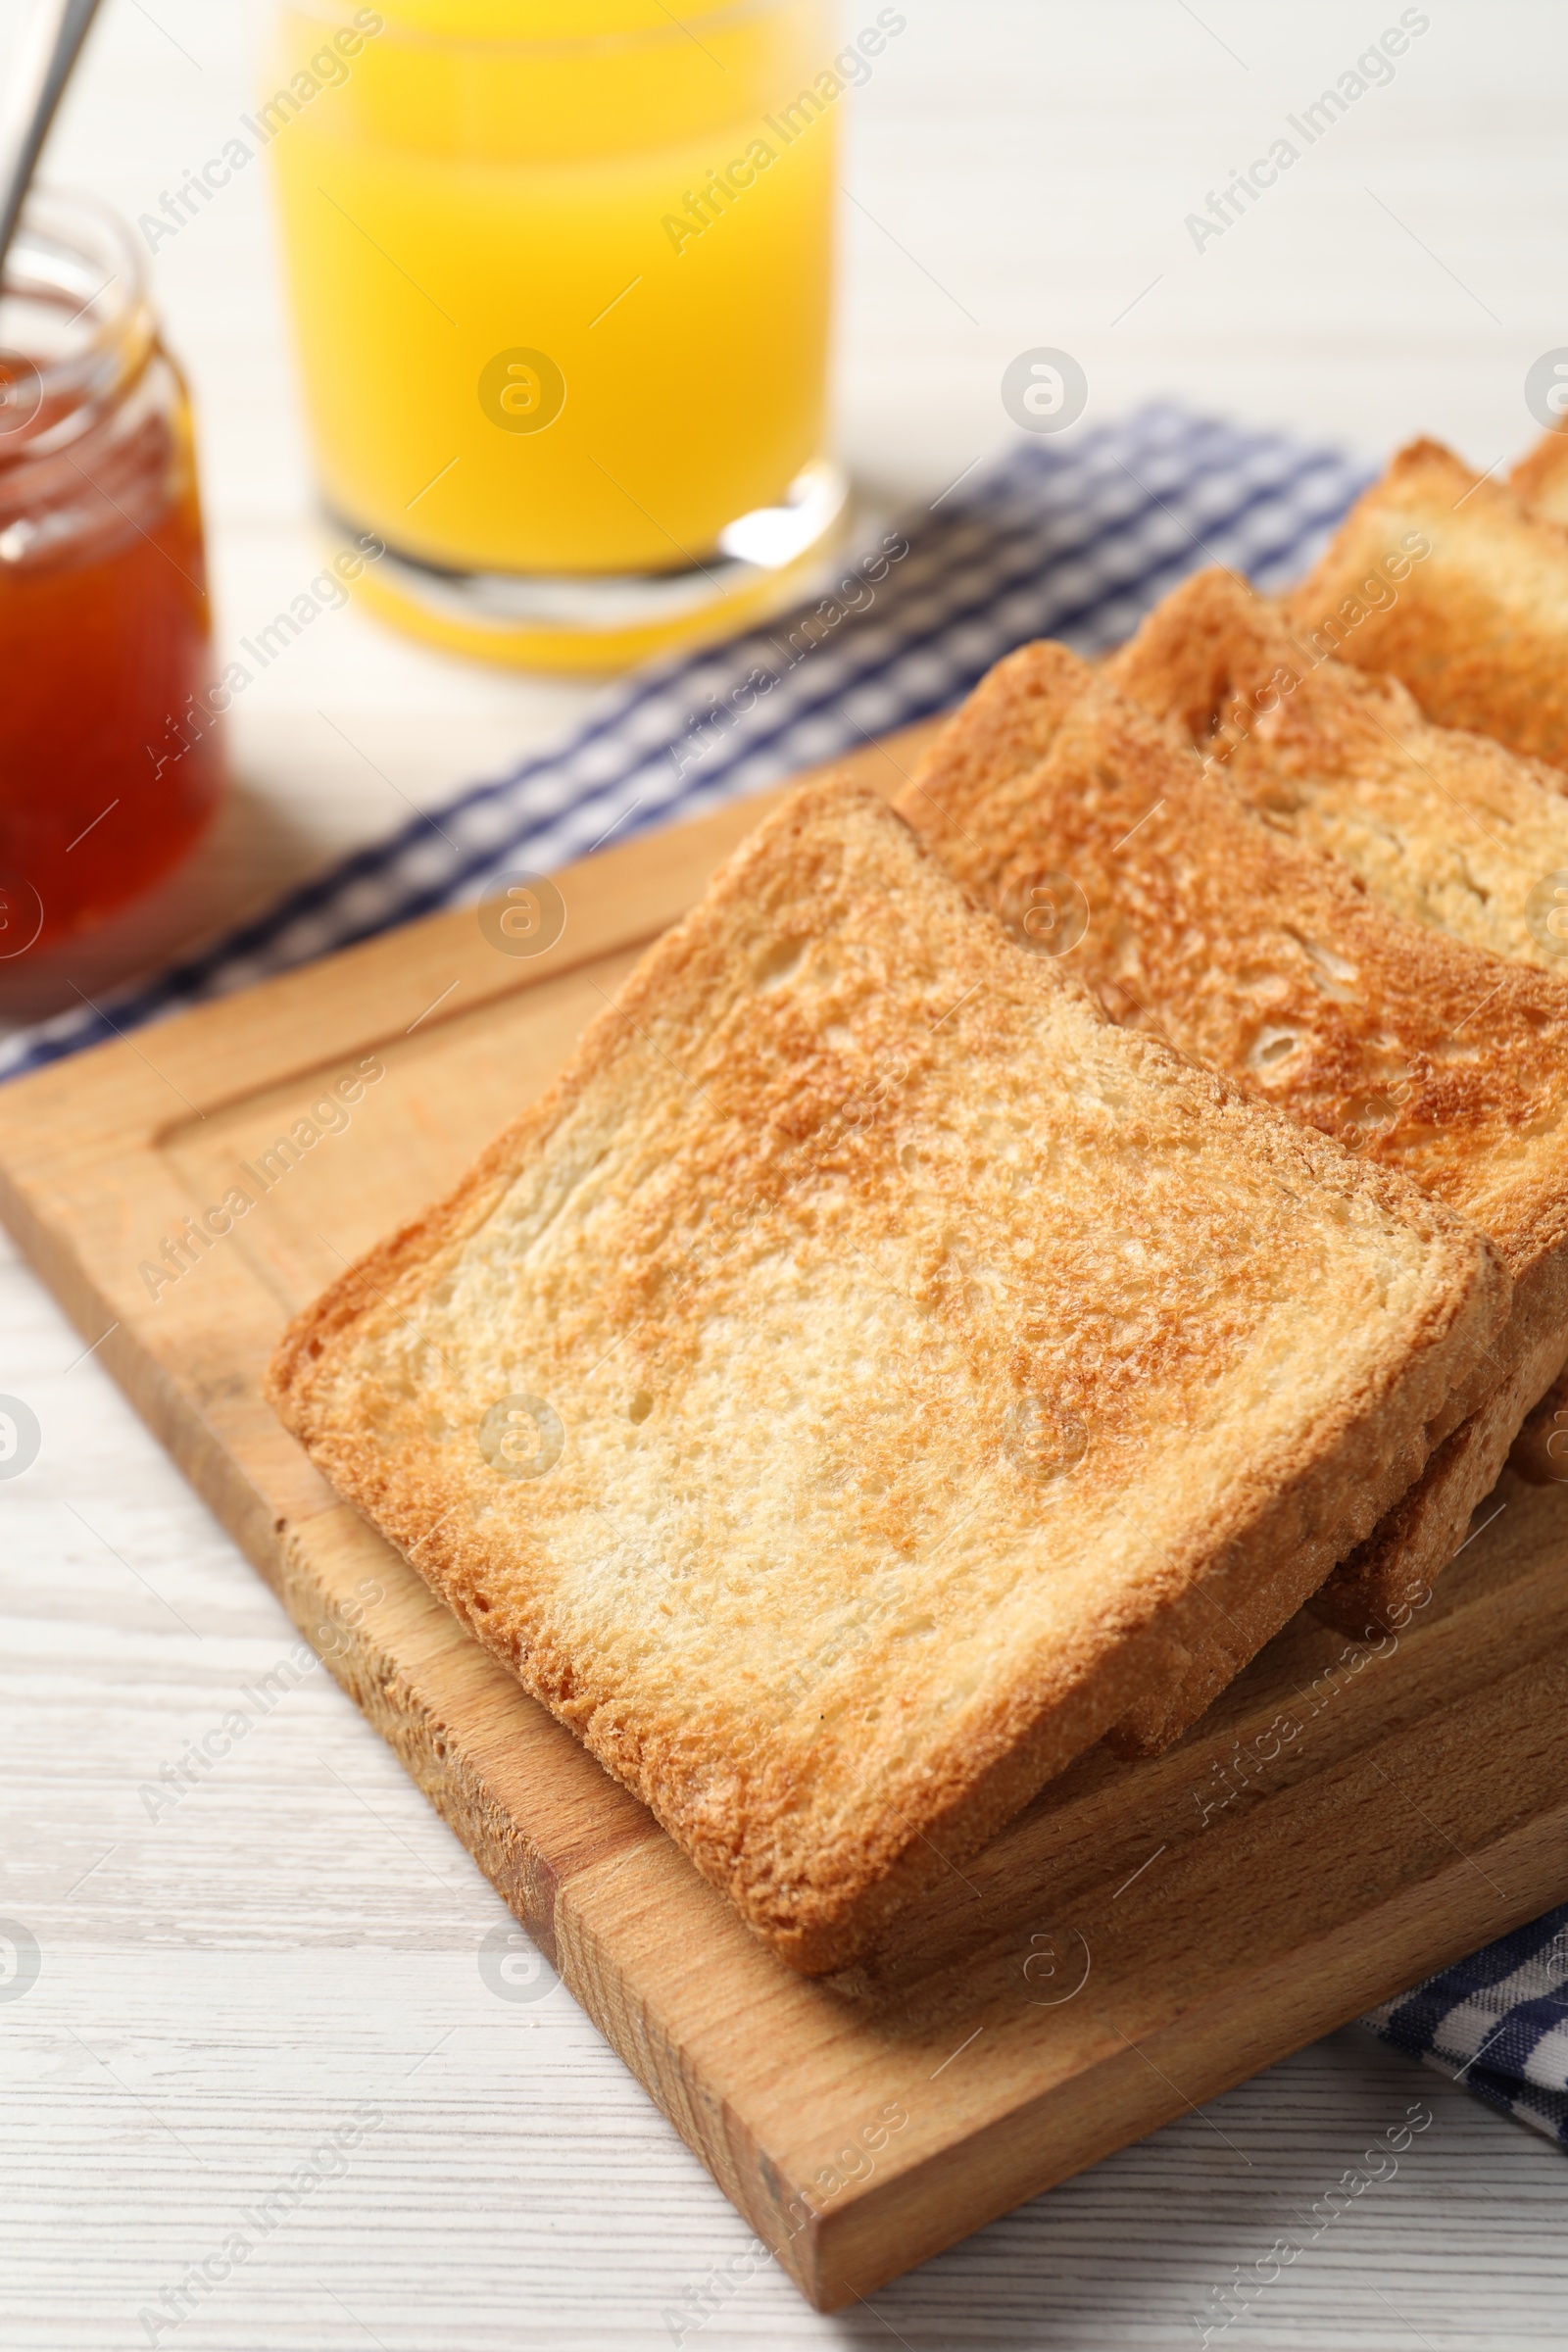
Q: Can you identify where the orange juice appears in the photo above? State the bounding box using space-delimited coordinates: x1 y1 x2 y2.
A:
266 0 871 664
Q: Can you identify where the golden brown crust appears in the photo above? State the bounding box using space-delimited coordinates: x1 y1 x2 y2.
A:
1510 427 1568 525
269 780 1497 1972
1286 436 1568 771
1315 1318 1568 1636
902 641 1568 1289
897 644 1568 1671
1107 564 1568 975
1108 567 1568 1622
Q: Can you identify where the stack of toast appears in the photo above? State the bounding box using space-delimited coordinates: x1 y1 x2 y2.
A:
268 426 1568 1976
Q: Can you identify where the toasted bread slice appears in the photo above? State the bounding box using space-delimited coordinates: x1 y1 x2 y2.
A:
1510 427 1568 524
1286 445 1568 1490
1286 437 1568 770
1511 418 1568 1488
268 781 1498 1971
1508 422 1568 1525
1108 566 1568 1513
1108 566 1568 973
896 648 1568 1653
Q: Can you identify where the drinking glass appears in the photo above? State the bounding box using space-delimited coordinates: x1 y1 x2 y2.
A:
266 0 853 669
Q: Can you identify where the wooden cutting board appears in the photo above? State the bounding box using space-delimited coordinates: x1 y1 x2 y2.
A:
3 724 1567 2313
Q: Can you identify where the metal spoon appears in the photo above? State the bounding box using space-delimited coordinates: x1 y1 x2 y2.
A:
0 0 107 287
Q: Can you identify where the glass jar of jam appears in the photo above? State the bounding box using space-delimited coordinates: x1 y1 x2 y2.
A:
0 191 222 962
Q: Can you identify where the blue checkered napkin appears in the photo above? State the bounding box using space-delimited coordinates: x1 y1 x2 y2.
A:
1360 1905 1568 2145
7 395 1563 2148
0 402 1368 1086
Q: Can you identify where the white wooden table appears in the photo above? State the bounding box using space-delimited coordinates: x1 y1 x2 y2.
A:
4 4 1567 2343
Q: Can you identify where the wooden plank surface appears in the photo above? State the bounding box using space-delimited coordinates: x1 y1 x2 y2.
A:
2 736 1567 2313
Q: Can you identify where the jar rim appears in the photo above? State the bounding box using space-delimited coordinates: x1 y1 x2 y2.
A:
278 0 789 62
0 187 153 460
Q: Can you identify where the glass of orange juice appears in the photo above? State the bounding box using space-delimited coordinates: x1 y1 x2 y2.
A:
265 0 863 670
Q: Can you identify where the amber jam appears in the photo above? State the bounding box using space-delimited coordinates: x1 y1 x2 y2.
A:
0 194 221 960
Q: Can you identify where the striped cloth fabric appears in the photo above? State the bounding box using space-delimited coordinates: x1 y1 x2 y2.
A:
5 400 1565 2147
1361 1903 1568 2146
0 402 1366 1084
